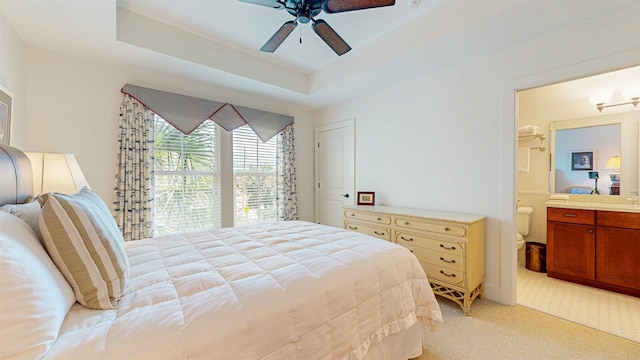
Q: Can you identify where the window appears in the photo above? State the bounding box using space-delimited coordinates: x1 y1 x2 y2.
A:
153 116 220 235
233 125 278 225
153 119 280 235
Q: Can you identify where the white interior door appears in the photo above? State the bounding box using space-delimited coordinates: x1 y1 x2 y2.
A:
315 119 355 227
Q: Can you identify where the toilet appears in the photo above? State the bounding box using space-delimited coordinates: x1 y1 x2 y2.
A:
516 206 534 250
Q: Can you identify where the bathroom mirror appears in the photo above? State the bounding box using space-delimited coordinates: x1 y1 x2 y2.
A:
549 111 640 196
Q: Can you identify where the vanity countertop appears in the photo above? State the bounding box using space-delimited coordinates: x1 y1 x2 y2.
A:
545 201 640 213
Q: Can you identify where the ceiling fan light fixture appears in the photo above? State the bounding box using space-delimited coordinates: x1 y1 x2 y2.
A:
244 0 395 54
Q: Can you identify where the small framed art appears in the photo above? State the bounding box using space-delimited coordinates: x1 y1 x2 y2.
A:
571 150 594 171
0 84 12 146
357 191 375 205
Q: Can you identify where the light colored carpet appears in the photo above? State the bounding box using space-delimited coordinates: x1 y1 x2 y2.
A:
415 298 640 360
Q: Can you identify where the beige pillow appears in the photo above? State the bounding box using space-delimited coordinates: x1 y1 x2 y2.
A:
39 187 129 310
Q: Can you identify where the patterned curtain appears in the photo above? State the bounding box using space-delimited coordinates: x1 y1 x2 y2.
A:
113 94 155 241
277 125 298 221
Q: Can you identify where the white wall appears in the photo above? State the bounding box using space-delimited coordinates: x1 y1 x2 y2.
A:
315 5 640 303
16 47 315 222
0 12 26 146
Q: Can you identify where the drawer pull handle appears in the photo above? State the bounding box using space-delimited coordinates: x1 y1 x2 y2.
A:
440 257 456 264
563 214 577 217
348 225 358 230
400 236 414 242
444 227 450 231
405 221 410 226
374 231 385 235
377 217 382 221
588 229 593 233
350 213 355 216
440 270 456 278
440 244 456 251
409 249 414 253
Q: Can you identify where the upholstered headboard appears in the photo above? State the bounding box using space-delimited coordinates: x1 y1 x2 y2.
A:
0 145 34 206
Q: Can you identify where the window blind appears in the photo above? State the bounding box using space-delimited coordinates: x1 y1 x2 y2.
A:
233 125 277 225
154 116 220 235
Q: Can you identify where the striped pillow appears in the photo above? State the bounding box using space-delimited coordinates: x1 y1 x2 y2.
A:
39 187 129 310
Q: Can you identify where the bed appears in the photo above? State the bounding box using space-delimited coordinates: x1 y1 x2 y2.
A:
0 145 443 360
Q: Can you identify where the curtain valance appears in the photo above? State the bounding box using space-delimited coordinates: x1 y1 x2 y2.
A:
121 84 294 142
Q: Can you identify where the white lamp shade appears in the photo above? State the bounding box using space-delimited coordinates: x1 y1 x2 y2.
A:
588 91 613 105
604 155 621 170
621 85 640 100
25 152 90 195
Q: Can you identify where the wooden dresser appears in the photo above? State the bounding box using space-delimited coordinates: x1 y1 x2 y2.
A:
547 206 640 297
343 205 486 315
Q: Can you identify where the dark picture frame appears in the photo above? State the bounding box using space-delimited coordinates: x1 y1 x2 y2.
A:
357 191 375 205
0 84 12 146
571 151 594 171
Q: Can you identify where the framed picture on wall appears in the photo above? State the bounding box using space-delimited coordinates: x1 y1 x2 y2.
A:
357 191 375 205
0 84 12 146
571 150 594 171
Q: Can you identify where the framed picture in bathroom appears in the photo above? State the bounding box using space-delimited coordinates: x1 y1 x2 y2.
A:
571 150 594 171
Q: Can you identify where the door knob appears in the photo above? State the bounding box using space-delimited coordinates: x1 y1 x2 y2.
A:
340 194 349 198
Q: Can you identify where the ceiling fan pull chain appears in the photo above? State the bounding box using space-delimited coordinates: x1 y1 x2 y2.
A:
299 24 302 44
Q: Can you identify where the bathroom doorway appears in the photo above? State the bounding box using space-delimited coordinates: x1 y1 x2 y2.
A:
514 66 640 342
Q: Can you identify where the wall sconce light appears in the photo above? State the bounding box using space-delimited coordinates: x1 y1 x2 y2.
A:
25 152 90 195
589 85 640 112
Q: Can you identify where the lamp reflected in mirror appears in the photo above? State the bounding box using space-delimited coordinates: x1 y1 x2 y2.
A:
604 155 621 195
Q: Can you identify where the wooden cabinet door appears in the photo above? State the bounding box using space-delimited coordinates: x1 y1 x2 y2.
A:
596 227 640 290
547 222 595 279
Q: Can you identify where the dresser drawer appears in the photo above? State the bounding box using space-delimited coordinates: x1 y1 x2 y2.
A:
344 210 391 225
344 221 391 241
394 217 466 237
547 207 595 225
395 231 464 256
425 264 464 286
400 243 463 272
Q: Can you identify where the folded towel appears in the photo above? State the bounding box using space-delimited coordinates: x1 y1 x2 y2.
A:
548 194 569 202
518 125 542 135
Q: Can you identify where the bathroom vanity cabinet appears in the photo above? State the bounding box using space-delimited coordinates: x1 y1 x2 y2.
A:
343 205 486 315
547 207 640 297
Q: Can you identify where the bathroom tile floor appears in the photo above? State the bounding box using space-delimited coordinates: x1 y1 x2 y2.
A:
517 265 640 343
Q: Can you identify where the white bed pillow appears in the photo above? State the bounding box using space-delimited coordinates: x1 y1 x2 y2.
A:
39 187 129 310
0 200 42 236
0 211 76 360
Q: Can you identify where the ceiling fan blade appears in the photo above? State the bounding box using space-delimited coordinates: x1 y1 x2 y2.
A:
312 19 351 56
323 0 395 13
239 0 285 10
260 21 297 53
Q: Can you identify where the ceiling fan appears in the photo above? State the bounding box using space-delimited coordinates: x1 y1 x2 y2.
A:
240 0 396 56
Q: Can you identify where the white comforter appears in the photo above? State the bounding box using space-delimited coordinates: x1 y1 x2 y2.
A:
45 221 442 359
